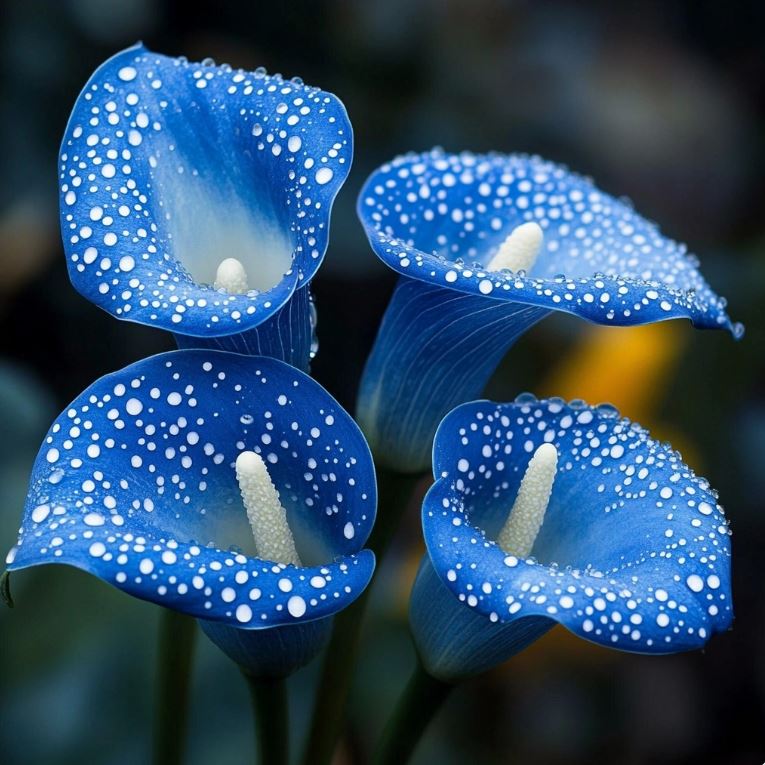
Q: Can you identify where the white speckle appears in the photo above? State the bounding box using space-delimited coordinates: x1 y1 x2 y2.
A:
125 398 143 416
89 542 106 558
686 574 704 593
118 66 137 82
31 505 50 523
221 587 236 603
288 595 307 617
315 167 333 185
119 256 135 272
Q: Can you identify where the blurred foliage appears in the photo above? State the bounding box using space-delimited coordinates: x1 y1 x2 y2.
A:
1 1 763 763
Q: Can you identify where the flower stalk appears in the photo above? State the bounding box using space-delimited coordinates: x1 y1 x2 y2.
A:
245 673 290 765
153 609 197 765
371 658 453 765
301 465 424 765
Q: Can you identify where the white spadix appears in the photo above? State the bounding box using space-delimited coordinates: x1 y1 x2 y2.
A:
235 450 301 566
486 221 544 274
497 442 558 557
214 257 250 294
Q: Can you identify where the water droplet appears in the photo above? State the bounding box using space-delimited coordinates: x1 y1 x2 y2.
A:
596 403 620 419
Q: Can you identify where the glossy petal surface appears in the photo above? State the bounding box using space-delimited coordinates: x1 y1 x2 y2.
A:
174 284 316 372
7 351 376 629
357 150 741 472
357 278 547 471
420 396 732 664
359 150 740 334
60 45 351 339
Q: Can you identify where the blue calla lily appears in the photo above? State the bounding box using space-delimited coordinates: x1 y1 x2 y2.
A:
5 350 376 677
356 149 742 471
410 395 732 682
60 45 352 371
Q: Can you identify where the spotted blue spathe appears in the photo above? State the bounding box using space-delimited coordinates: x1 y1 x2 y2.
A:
410 395 732 680
60 45 352 356
357 149 741 472
6 351 376 630
359 149 739 332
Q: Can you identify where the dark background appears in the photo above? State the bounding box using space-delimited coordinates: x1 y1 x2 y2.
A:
1 1 763 763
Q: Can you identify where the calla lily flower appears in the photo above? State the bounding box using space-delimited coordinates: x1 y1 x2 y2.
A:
59 45 352 371
409 394 732 682
356 150 742 471
5 350 376 677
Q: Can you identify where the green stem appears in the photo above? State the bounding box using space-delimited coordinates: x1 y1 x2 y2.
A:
300 467 424 765
153 609 197 765
1 570 13 608
372 660 453 765
245 673 290 765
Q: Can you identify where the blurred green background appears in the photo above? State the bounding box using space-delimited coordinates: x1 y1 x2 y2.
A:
1 1 763 763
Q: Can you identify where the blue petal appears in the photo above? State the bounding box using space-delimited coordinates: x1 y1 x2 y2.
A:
200 617 331 678
6 351 376 629
60 45 352 345
357 278 548 471
358 149 740 334
175 285 316 373
415 395 731 675
357 150 741 471
409 558 552 680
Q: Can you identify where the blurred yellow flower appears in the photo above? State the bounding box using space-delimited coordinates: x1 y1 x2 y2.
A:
540 322 684 425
